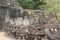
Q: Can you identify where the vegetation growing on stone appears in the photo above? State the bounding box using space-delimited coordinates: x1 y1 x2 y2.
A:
17 0 60 23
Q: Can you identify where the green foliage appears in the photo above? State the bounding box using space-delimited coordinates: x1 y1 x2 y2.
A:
17 0 46 9
17 0 33 9
45 0 60 23
17 0 60 23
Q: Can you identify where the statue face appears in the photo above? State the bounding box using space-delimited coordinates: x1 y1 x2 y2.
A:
7 2 10 5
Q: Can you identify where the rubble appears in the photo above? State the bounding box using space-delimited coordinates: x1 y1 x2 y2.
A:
3 23 45 40
0 0 60 40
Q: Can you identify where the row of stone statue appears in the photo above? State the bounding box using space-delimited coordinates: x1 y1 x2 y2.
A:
9 10 57 26
0 0 60 40
2 11 60 40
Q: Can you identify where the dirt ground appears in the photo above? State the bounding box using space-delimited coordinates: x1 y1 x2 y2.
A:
0 32 16 40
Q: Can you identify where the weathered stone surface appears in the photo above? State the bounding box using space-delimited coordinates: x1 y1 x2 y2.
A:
45 24 60 40
47 11 57 24
0 0 60 40
0 0 19 7
3 23 45 40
